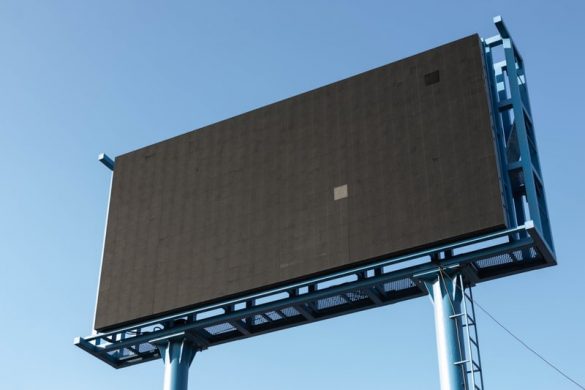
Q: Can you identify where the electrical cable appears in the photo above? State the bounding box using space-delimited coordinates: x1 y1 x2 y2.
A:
438 268 585 390
472 298 585 390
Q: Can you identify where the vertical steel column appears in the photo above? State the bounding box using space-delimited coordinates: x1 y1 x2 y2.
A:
151 333 199 390
426 273 466 390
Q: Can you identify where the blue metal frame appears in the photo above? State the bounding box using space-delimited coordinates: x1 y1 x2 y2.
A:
98 153 115 171
483 16 554 252
151 332 199 390
420 269 486 390
424 272 466 390
75 16 556 371
74 222 553 369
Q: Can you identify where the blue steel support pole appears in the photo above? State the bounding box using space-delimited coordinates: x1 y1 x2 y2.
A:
425 273 466 390
152 333 198 390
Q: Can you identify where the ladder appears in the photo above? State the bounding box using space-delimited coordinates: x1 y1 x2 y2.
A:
451 274 485 390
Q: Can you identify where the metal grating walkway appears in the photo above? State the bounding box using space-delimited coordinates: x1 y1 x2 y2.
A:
75 222 554 369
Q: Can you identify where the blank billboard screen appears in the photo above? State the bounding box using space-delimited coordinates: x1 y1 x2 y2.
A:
94 34 506 331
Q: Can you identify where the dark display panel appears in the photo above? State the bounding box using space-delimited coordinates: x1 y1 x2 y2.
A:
95 34 506 331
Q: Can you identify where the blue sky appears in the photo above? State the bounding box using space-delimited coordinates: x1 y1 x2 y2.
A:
1 1 584 389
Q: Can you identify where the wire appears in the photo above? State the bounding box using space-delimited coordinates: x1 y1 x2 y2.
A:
472 299 585 390
438 268 585 390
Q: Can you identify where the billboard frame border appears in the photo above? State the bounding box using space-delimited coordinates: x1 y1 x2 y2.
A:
75 16 557 372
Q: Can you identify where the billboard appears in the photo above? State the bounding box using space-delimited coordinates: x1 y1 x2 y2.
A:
94 34 506 331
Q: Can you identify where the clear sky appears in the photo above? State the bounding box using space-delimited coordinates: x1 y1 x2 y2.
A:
1 1 584 389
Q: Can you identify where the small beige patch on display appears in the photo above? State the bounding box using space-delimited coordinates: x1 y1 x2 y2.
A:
333 184 348 200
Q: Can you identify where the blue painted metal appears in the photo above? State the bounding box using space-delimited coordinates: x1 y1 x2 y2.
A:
460 279 485 390
74 221 553 369
98 153 115 171
76 20 557 390
424 273 466 390
151 333 200 390
421 271 485 390
483 15 555 252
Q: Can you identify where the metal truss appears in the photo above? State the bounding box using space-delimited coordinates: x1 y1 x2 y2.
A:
483 16 555 253
75 16 556 371
75 221 554 369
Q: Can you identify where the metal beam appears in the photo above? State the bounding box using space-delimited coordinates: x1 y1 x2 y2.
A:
82 234 535 355
150 333 200 390
365 287 383 305
229 320 251 336
98 153 115 171
85 224 527 341
424 273 466 390
75 222 554 370
293 304 315 320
